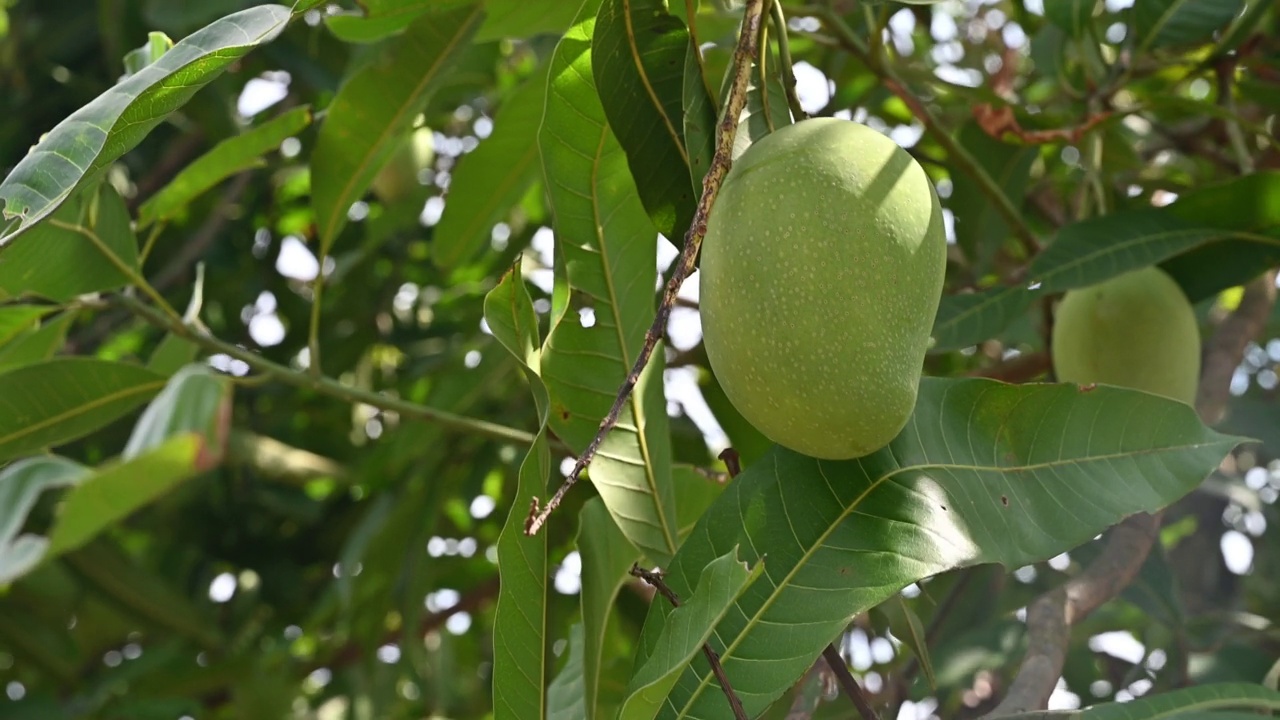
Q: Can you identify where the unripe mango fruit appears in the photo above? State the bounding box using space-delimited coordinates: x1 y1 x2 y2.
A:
699 118 947 460
1051 266 1201 406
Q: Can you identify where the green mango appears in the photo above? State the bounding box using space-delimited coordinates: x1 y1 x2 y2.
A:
699 117 947 460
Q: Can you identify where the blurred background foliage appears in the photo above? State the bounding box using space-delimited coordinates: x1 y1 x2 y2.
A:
0 0 1277 718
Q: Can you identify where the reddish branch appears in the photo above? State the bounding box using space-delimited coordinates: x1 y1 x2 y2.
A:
988 268 1279 716
524 0 769 537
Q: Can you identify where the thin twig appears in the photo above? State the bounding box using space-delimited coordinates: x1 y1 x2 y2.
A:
814 7 1041 257
114 293 554 449
821 644 880 720
523 0 768 537
630 564 750 720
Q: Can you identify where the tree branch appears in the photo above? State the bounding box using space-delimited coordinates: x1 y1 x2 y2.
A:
114 293 550 449
524 0 768 537
822 643 881 720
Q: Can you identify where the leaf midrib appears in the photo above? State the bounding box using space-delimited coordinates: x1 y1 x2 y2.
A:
674 429 1234 715
589 124 678 557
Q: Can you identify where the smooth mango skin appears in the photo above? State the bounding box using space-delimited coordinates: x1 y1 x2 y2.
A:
699 118 947 460
1051 266 1201 406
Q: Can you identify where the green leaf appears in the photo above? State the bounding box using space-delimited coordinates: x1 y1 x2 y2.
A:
121 363 231 459
635 377 1244 719
1160 171 1280 301
1045 0 1096 37
0 182 138 303
0 310 78 374
326 0 582 44
1132 0 1246 52
146 333 201 376
682 42 718 192
537 6 680 566
939 213 1275 352
1028 208 1239 292
869 596 936 690
311 4 483 254
0 305 53 347
720 54 793 162
1054 682 1280 718
0 358 168 462
432 59 550 270
592 0 706 239
44 436 215 559
0 457 89 585
138 105 312 227
619 547 762 720
484 263 554 720
950 120 1037 273
0 5 292 247
930 285 1034 353
577 498 642 720
547 624 588 720
45 366 232 558
476 0 587 42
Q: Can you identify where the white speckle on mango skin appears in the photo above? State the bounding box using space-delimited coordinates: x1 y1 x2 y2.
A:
699 117 948 460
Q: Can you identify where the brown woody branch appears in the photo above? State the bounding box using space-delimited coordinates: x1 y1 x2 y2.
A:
524 0 769 537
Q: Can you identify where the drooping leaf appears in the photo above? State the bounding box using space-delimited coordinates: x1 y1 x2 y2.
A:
950 120 1037 273
634 378 1245 719
44 366 233 558
577 498 642 720
433 59 551 270
0 5 292 247
618 547 762 720
311 4 482 254
0 358 168 462
0 457 89 585
138 105 312 227
483 263 554 720
537 6 680 566
1132 0 1246 52
0 182 138 303
592 0 707 239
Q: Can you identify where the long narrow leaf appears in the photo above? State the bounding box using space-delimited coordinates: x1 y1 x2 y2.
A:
0 5 292 247
311 4 482 253
537 6 680 565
